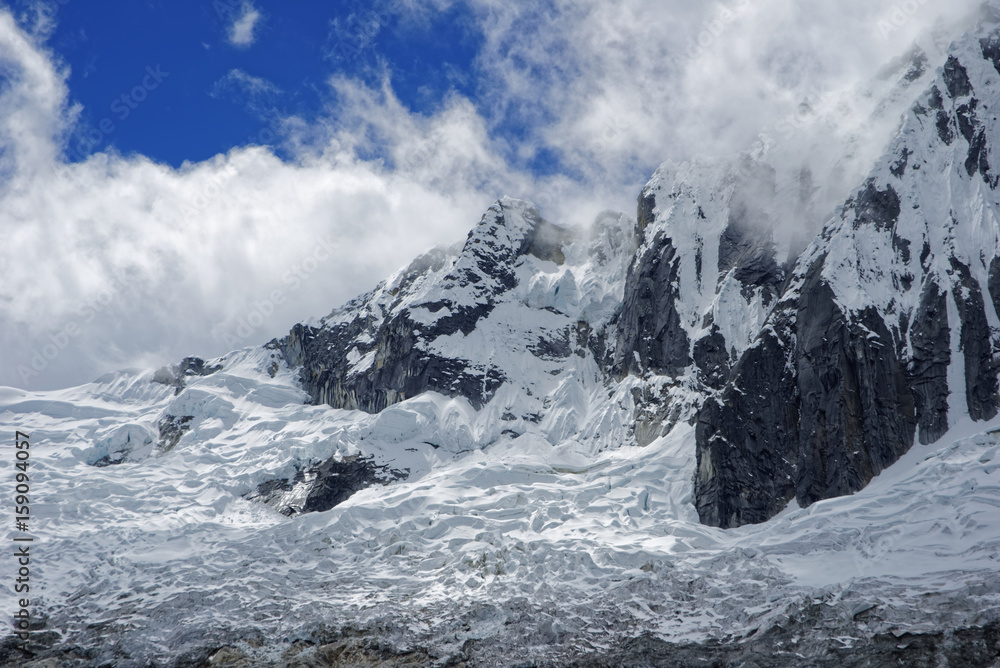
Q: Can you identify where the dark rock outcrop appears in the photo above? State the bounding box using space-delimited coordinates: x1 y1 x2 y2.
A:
950 259 1000 421
695 313 799 528
614 230 691 378
793 282 916 508
152 357 223 394
696 253 920 528
282 316 505 414
158 415 194 452
247 454 408 516
909 279 952 444
565 617 1000 668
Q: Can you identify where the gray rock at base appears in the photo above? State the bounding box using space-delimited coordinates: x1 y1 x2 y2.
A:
950 258 1000 421
695 312 799 528
696 254 920 528
909 279 951 444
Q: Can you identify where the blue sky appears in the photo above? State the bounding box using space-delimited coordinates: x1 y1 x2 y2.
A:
0 0 971 390
26 1 499 168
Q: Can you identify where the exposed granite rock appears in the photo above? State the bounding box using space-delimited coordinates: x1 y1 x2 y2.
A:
950 259 1000 421
614 230 691 378
696 256 919 527
695 312 799 528
280 201 564 414
284 314 505 414
247 454 409 516
717 204 784 305
152 357 223 394
794 278 916 508
909 279 952 444
717 161 786 304
957 98 978 144
891 147 911 178
982 33 1000 76
989 255 1000 319
636 190 656 236
528 328 573 361
631 382 685 447
158 415 194 452
851 180 901 231
928 86 956 145
943 55 973 99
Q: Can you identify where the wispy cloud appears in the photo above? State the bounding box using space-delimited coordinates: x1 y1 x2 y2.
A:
211 68 281 115
227 2 262 48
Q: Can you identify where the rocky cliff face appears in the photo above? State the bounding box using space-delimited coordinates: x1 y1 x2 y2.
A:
696 27 1000 527
277 198 637 451
273 24 1000 529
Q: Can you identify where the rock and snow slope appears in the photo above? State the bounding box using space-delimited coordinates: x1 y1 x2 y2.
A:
3 346 1000 666
3 16 1000 668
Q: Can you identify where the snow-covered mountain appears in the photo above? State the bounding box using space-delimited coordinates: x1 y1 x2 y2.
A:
5 14 1000 668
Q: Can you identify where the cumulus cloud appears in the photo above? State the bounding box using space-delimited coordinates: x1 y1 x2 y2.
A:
0 14 518 390
0 2 991 390
227 2 262 47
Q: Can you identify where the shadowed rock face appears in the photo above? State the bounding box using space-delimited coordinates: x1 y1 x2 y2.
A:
247 454 409 516
693 39 1000 527
695 257 927 528
910 279 951 444
793 284 916 508
950 258 1000 422
695 313 799 528
717 164 786 305
614 228 691 379
281 312 505 413
279 200 565 413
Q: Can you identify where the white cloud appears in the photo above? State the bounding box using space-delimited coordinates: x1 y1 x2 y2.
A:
0 13 522 390
453 0 983 213
227 2 262 47
0 2 991 390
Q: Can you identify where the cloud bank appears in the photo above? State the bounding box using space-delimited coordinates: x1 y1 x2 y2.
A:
0 1 986 390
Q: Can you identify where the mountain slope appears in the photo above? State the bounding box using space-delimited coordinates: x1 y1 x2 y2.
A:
697 22 1000 528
